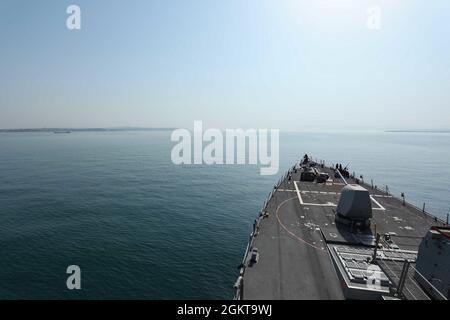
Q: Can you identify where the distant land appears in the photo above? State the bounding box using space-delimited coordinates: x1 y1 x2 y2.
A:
2 128 450 134
0 127 176 133
385 130 450 133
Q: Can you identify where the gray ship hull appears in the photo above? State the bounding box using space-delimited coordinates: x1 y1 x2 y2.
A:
236 159 448 300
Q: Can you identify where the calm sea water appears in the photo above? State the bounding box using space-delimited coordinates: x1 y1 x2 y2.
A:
0 130 449 299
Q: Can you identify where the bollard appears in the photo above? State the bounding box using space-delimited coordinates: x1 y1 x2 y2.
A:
422 203 426 213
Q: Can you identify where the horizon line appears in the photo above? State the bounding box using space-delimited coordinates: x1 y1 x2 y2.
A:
1 126 450 134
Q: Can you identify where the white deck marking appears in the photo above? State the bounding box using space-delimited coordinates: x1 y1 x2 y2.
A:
293 181 304 205
293 182 386 210
294 182 336 207
370 195 386 211
301 202 337 207
298 190 391 198
371 194 392 198
301 190 337 195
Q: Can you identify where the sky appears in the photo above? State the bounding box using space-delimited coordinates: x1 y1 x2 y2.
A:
0 0 449 131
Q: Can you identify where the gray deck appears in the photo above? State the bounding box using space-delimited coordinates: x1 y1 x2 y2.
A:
240 162 445 300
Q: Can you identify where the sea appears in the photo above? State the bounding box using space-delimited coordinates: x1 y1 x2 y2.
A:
0 130 449 299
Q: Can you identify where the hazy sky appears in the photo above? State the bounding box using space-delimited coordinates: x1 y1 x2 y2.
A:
0 0 449 130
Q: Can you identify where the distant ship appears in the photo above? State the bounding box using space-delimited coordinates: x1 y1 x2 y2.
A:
235 155 449 300
53 130 71 134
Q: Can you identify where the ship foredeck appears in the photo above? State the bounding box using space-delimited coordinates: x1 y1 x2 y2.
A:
238 161 445 300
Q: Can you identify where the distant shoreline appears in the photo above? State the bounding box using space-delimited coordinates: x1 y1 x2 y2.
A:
0 127 176 133
1 128 449 134
385 130 450 133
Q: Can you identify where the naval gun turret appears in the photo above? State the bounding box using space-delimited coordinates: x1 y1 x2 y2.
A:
335 184 372 229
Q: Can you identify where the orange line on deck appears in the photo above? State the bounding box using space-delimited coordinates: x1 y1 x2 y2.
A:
275 197 325 252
